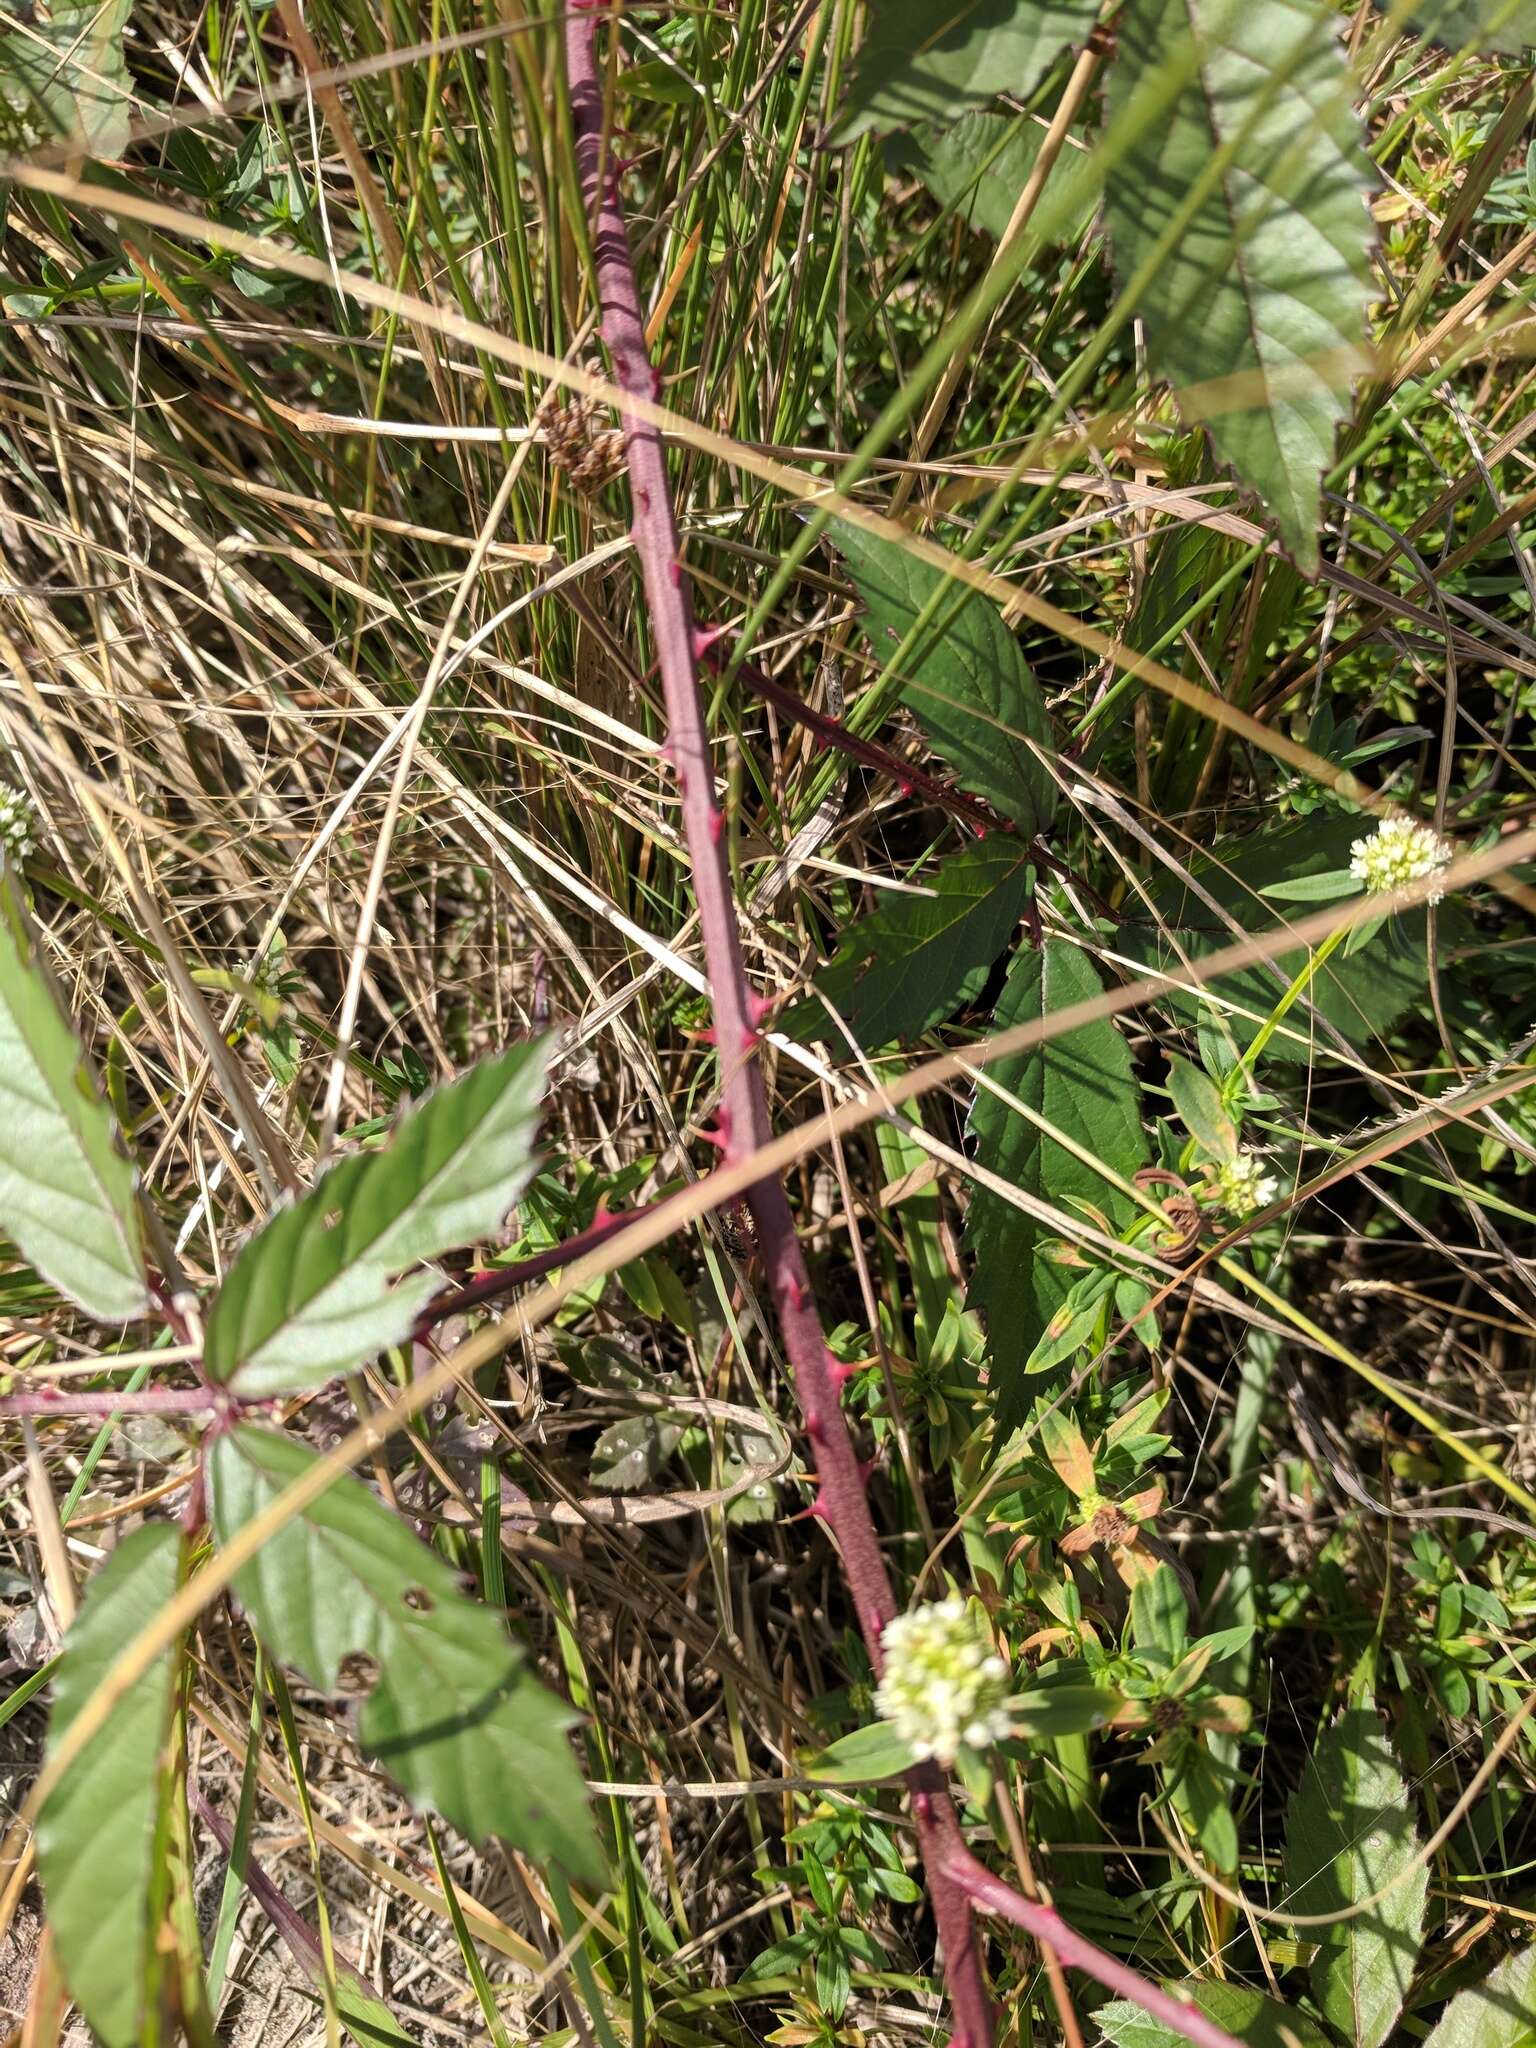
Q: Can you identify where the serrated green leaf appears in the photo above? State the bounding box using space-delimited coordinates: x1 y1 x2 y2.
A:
829 521 1057 834
1282 1703 1428 2048
1098 1980 1334 2048
209 1425 602 1882
1167 1055 1239 1163
37 1523 183 2048
807 1719 920 1783
835 0 1100 139
0 862 147 1323
1128 816 1461 1060
0 0 133 156
786 841 1035 1048
886 110 1098 244
590 1412 685 1491
205 1039 549 1396
1382 0 1536 52
965 941 1148 1426
1105 0 1373 568
1423 1945 1536 2048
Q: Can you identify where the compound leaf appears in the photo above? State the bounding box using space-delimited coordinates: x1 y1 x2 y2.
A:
1283 1703 1428 2048
0 861 147 1323
209 1425 602 1883
205 1039 549 1396
1105 0 1374 568
37 1523 183 2048
786 840 1035 1048
830 521 1057 835
836 0 1100 138
965 940 1148 1426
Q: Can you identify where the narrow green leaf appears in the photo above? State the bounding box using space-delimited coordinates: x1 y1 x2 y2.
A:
1129 816 1460 1060
0 863 147 1322
1282 1703 1429 2048
885 111 1098 244
37 1523 183 2048
1423 1945 1536 2048
1010 1683 1120 1738
830 521 1057 833
208 1425 603 1882
0 0 133 156
1383 0 1536 53
1105 0 1374 568
1258 869 1360 901
1098 1980 1334 2048
834 0 1100 139
786 840 1036 1048
806 1719 920 1783
965 941 1148 1425
205 1039 549 1396
1132 1564 1190 1659
1167 1056 1239 1163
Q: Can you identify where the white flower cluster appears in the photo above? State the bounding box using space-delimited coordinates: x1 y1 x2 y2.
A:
1349 816 1453 904
874 1597 1013 1766
1214 1150 1277 1218
0 785 35 862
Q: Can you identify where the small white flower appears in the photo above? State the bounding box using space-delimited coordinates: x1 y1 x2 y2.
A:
1214 1151 1277 1219
0 785 35 863
1349 816 1453 904
874 1596 1013 1766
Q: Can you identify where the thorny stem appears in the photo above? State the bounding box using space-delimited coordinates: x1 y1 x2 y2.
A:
564 15 1240 2048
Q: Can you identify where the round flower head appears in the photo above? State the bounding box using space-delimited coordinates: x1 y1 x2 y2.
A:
0 785 35 863
1349 816 1453 905
874 1596 1013 1766
1214 1150 1277 1219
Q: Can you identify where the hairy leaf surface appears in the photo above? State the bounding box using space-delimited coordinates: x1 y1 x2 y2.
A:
1105 0 1374 567
831 521 1057 834
1423 1945 1536 2048
0 862 147 1322
1385 0 1536 50
37 1523 183 2048
786 840 1035 1048
965 940 1147 1426
1283 1704 1428 2048
886 111 1098 244
209 1425 602 1881
1099 1981 1333 2048
836 0 1100 139
205 1039 549 1395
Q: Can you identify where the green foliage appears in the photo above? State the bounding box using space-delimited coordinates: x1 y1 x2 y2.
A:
829 520 1059 835
1166 1055 1240 1163
1385 0 1536 53
0 0 132 155
886 111 1099 244
1282 1702 1429 2048
965 940 1148 1424
834 0 1099 139
1423 1944 1536 2048
208 1425 602 1882
806 1718 920 1783
0 862 147 1323
37 1524 183 2048
1105 0 1374 568
204 1039 549 1395
1098 1981 1334 2048
786 839 1035 1047
1131 815 1456 1059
